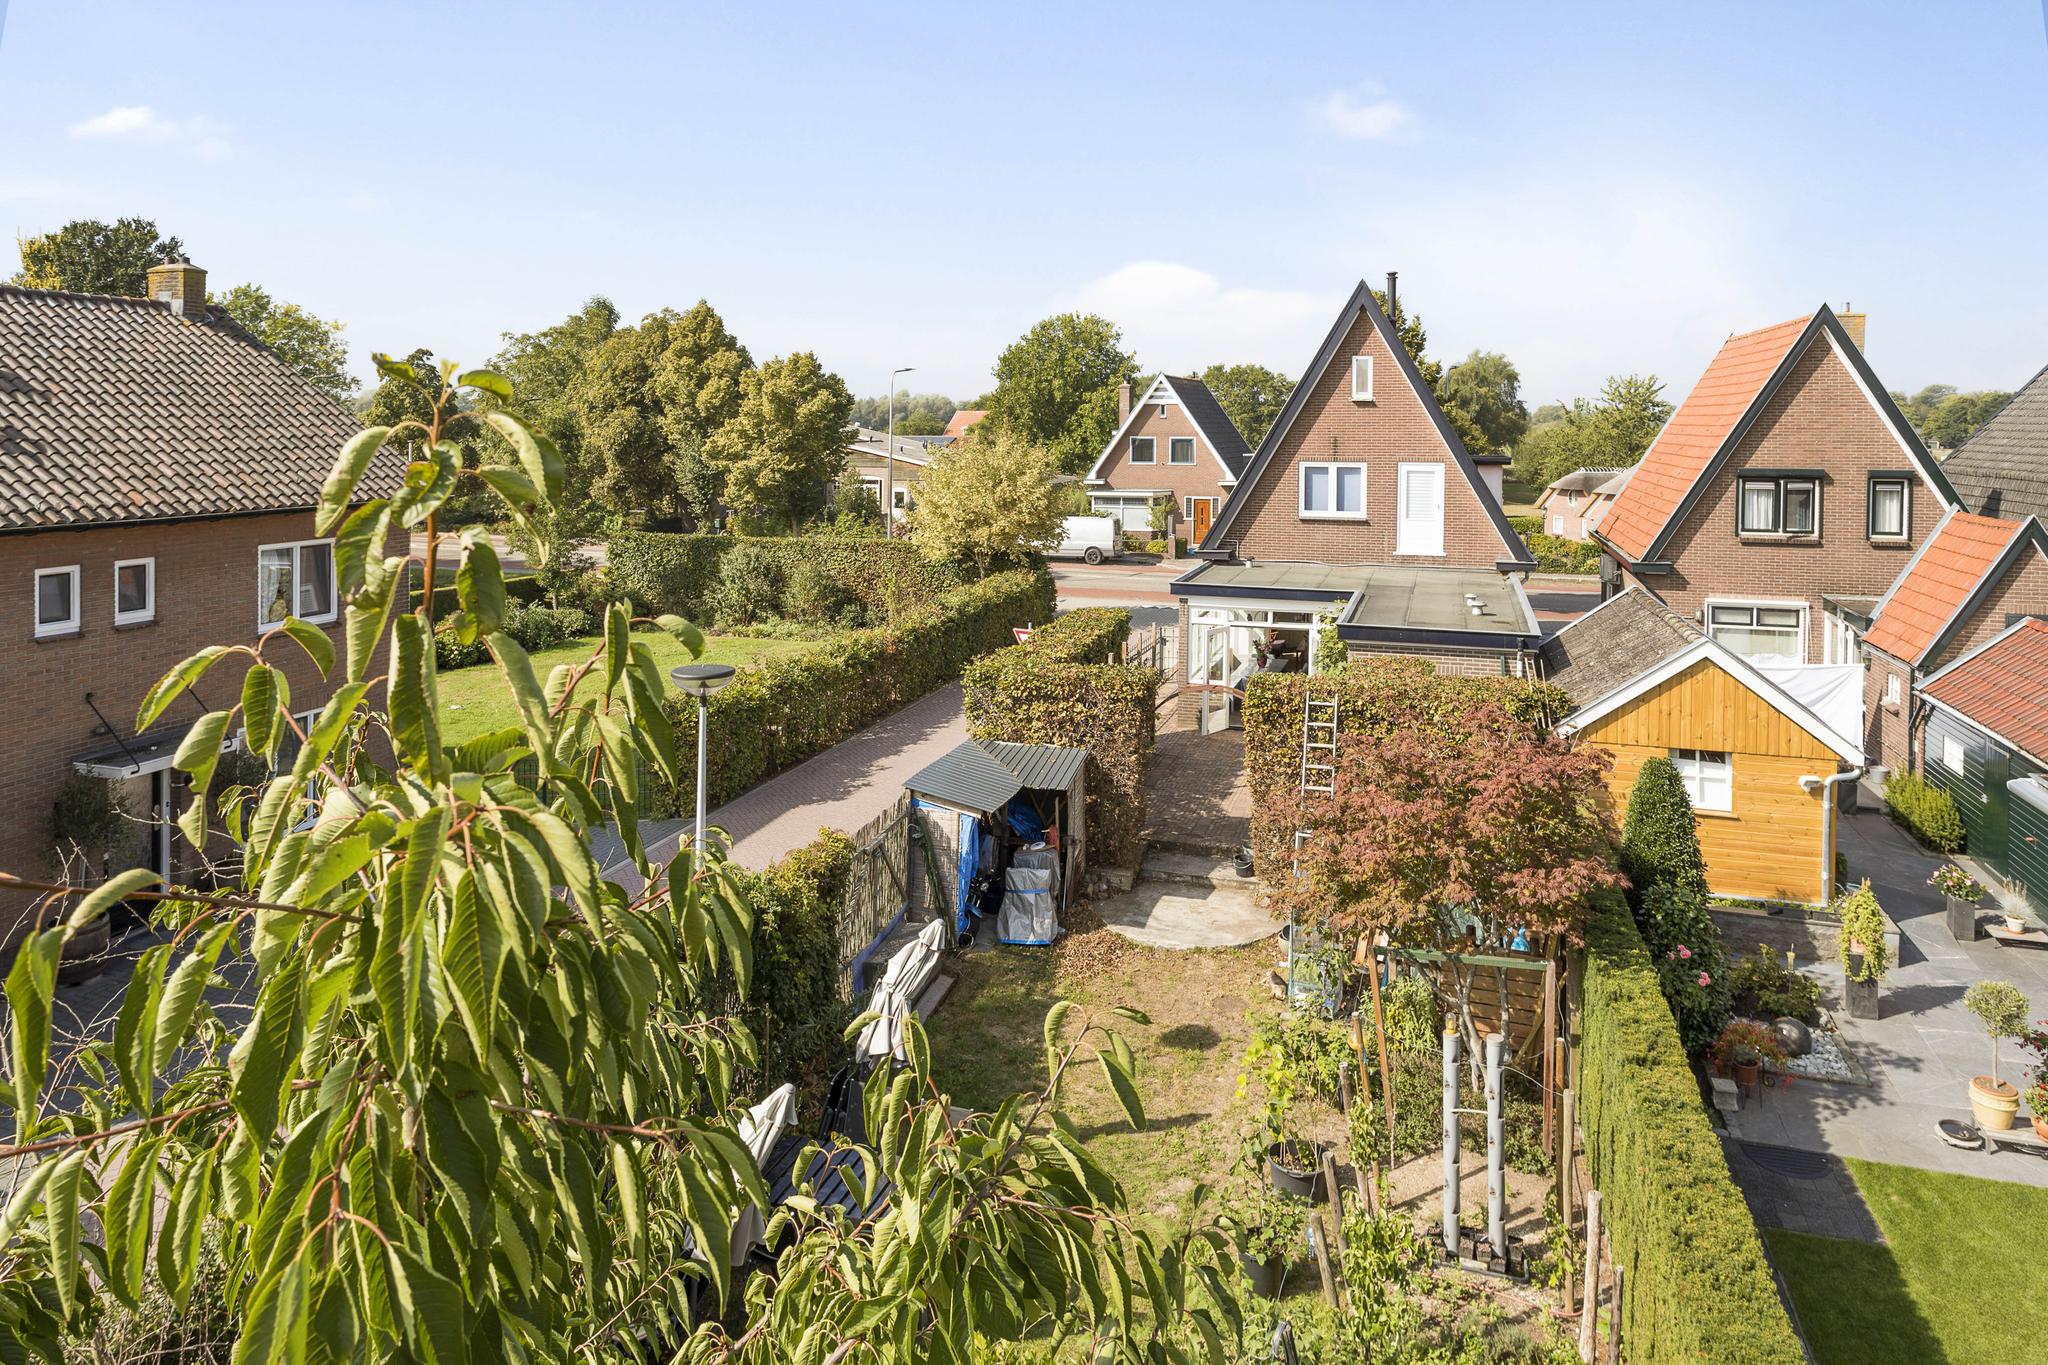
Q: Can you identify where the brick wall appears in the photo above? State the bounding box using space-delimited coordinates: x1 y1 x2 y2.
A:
0 512 382 941
1931 547 2048 666
1218 310 1514 567
1342 641 1531 677
1091 399 1236 532
1639 338 1934 661
1863 649 1914 776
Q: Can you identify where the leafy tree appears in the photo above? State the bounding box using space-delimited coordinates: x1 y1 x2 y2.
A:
212 283 357 405
1195 362 1294 446
489 296 621 563
910 428 1066 575
11 216 183 295
0 359 1234 1363
702 350 855 531
1368 289 1504 454
1890 386 2013 452
1512 374 1673 489
985 313 1137 474
895 410 946 436
852 392 955 433
1438 350 1528 454
1618 755 1707 905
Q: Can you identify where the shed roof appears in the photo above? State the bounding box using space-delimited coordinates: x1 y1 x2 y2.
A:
983 740 1088 793
1537 587 1699 707
905 741 1023 811
1919 617 2048 766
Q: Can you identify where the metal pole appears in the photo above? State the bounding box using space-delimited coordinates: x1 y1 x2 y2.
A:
886 365 914 532
693 694 710 852
1442 1022 1461 1257
1486 1031 1506 1259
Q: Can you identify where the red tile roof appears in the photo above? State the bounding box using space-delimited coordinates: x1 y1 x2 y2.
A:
1921 618 2048 763
1596 315 1813 563
1862 513 2027 665
943 409 988 440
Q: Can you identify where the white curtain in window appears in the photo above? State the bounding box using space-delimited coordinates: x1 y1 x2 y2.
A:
258 548 294 626
1741 482 1778 531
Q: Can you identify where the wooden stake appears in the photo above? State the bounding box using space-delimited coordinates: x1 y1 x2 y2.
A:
1322 1151 1348 1261
1337 1059 1354 1115
1578 1190 1603 1364
1541 958 1559 1151
1365 940 1397 1155
1309 1212 1339 1306
1606 1264 1623 1365
1559 1087 1578 1226
1363 1161 1380 1217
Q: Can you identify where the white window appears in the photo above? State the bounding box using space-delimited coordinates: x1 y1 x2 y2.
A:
1939 734 1965 772
1396 462 1445 556
33 566 80 638
257 540 337 631
113 558 155 626
1670 748 1733 813
1706 602 1804 663
1883 671 1902 704
1300 462 1367 519
1869 478 1908 540
1351 355 1375 401
1550 515 1565 535
1737 477 1817 535
1129 436 1155 465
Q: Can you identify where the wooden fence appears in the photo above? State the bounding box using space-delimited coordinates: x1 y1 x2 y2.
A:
838 791 915 998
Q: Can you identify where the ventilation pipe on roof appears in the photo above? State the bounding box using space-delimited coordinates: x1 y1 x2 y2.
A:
1385 271 1399 325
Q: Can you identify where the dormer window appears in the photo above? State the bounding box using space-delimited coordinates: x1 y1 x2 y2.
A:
1351 355 1374 402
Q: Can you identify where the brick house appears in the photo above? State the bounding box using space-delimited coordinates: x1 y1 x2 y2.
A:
1171 280 1539 726
0 261 391 944
1592 307 1962 668
1534 466 1632 541
1083 375 1251 544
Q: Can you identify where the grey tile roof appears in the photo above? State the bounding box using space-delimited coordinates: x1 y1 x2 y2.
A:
1537 586 1701 708
1942 361 2048 521
1167 376 1254 477
0 285 388 530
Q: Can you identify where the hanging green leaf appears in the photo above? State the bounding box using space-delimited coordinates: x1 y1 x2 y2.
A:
318 425 393 535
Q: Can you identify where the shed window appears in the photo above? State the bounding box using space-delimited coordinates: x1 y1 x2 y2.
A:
1670 748 1733 813
1883 672 1902 704
1938 735 1965 772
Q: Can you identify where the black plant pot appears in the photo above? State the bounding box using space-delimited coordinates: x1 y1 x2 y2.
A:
1233 845 1255 878
1265 1141 1323 1200
1946 895 1979 942
1240 1250 1287 1298
1844 959 1881 1021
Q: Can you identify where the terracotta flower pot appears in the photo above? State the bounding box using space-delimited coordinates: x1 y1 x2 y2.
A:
1734 1058 1762 1088
1969 1075 2020 1132
2033 1114 2048 1143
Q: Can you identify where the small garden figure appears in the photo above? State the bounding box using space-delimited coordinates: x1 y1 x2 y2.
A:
1963 980 2031 1131
1930 863 1985 942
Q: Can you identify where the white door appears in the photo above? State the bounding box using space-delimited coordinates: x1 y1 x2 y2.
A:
1396 463 1445 556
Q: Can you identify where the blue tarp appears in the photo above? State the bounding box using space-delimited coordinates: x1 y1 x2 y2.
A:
953 810 980 937
1006 797 1044 841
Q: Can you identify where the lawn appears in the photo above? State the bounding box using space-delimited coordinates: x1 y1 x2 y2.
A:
1500 476 1541 517
1768 1158 2048 1365
437 632 817 742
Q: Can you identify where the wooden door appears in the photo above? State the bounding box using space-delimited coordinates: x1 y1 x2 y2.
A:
1192 497 1214 544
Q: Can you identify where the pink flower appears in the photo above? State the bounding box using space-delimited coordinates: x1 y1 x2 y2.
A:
1698 972 1712 987
1678 946 1692 960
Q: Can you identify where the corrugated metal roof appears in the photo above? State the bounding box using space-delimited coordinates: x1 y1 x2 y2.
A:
905 741 1023 810
985 740 1087 792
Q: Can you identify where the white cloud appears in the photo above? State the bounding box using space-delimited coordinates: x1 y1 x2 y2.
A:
1059 262 1333 374
1319 89 1413 141
67 105 230 159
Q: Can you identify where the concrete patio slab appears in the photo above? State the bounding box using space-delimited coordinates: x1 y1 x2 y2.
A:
1094 884 1280 949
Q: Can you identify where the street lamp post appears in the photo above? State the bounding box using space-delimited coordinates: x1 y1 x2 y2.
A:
669 663 738 853
886 365 914 531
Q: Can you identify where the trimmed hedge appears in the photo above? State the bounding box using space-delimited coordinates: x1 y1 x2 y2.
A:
410 569 546 617
653 568 1055 816
609 531 963 623
1579 890 1805 1365
1885 769 1965 852
729 830 856 1088
962 609 1157 868
1526 531 1600 575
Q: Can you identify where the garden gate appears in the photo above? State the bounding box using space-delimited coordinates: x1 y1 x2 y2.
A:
838 791 915 997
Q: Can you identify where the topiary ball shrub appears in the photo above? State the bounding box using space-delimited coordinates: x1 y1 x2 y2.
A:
706 540 788 626
1620 757 1708 907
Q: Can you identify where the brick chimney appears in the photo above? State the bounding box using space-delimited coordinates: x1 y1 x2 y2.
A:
1118 381 1132 425
145 259 207 321
1836 304 1866 350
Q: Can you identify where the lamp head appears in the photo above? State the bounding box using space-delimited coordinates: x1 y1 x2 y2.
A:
670 663 738 699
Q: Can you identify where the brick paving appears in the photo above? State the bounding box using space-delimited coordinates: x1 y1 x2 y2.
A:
1142 711 1251 855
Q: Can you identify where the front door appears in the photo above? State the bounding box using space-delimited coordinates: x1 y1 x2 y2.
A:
1396 463 1445 556
1192 498 1214 545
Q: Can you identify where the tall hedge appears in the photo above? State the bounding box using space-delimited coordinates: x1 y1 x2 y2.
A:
727 831 857 1088
609 531 964 621
653 568 1054 816
962 609 1158 868
1579 891 1805 1365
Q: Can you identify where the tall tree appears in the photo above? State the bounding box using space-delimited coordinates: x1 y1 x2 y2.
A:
910 428 1067 576
986 313 1137 474
1369 288 1504 453
852 391 956 433
1438 350 1529 454
702 351 854 530
1196 362 1295 445
653 300 754 524
11 216 183 295
1512 373 1673 489
489 296 621 562
1892 384 2013 451
212 283 357 405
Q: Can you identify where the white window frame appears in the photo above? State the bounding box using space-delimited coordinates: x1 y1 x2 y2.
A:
1351 355 1375 402
1884 671 1902 704
1704 598 1807 663
33 565 80 639
257 539 338 633
1128 436 1156 465
1167 436 1197 465
1868 477 1909 541
1550 514 1565 535
1395 461 1446 557
1670 748 1734 813
1823 613 1859 666
1938 734 1965 772
112 557 156 626
1299 461 1368 520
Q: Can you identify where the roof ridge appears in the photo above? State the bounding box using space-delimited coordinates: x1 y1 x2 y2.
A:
0 283 175 309
1719 312 1815 343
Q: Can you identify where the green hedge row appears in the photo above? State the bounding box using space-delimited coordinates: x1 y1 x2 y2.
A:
723 830 856 1089
653 569 1055 816
409 569 546 617
1525 531 1601 575
1579 890 1805 1365
608 531 963 621
1885 769 1965 852
962 609 1157 868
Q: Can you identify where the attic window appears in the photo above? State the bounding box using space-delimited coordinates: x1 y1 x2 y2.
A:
1351 355 1375 402
1129 437 1155 465
1868 478 1908 540
1169 437 1196 465
1737 477 1816 535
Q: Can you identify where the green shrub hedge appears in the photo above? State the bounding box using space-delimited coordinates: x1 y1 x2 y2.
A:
1525 531 1600 575
725 830 856 1088
410 569 546 617
1508 513 1543 535
608 531 962 623
652 569 1054 817
1579 890 1804 1365
962 614 1158 868
1885 769 1965 852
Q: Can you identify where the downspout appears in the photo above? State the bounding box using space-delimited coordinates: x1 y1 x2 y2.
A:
1808 768 1864 901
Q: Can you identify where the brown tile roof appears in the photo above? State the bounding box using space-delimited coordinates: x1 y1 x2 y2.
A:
1537 585 1701 708
942 409 987 441
1597 315 1812 563
1942 360 2048 520
1921 618 2048 764
1862 512 2028 665
0 285 381 530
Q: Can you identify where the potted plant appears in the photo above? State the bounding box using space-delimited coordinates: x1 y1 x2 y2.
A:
1834 880 1889 1020
1233 844 1255 878
1962 981 2031 1131
1712 1019 1787 1088
1929 863 1985 942
2021 1024 2048 1142
1231 1188 1308 1297
2003 908 2033 936
1240 1029 1324 1200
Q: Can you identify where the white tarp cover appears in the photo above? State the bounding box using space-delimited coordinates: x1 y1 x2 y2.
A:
1756 663 1864 759
732 1082 799 1264
999 843 1061 945
854 921 947 1063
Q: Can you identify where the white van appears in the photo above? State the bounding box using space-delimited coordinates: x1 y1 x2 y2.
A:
1050 515 1122 565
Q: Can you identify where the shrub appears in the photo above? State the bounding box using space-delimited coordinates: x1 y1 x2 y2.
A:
1380 971 1441 1054
1964 980 2031 1084
1886 770 1965 852
1619 757 1707 905
1144 538 1169 556
1725 943 1821 1026
1639 882 1732 1052
1525 532 1600 575
1578 890 1805 1365
705 540 787 626
502 603 593 653
1024 607 1128 663
433 623 493 671
783 558 858 627
1834 879 1889 982
722 830 857 1087
607 530 962 624
409 566 546 617
1508 514 1543 535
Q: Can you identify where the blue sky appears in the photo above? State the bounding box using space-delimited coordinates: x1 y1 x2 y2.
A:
3 1 2045 410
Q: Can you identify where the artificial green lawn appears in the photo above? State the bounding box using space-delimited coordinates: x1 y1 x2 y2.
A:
436 633 816 742
1767 1158 2048 1365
